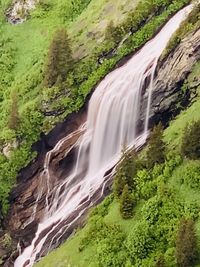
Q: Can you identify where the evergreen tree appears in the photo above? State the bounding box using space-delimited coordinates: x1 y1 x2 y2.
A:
175 218 198 267
8 90 19 130
181 120 200 160
146 123 165 169
114 149 137 198
120 184 134 219
44 28 73 87
105 20 124 44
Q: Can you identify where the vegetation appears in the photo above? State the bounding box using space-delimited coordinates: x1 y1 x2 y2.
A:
114 149 137 198
181 120 200 159
43 28 73 87
36 60 200 267
0 0 199 265
8 90 20 130
146 123 166 169
163 2 200 59
0 0 194 218
176 218 198 267
120 184 134 219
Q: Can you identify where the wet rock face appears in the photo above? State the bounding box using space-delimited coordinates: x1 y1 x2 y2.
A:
6 0 38 24
7 105 87 238
5 28 200 264
140 28 200 128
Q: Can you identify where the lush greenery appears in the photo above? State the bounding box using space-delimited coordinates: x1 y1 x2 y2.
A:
0 0 194 217
35 61 200 267
0 0 199 265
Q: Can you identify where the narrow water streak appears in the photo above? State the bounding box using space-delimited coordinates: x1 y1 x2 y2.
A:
14 4 193 267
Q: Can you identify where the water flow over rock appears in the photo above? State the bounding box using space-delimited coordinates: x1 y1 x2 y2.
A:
14 5 193 267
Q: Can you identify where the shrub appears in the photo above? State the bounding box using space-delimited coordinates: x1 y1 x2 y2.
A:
181 120 200 159
96 224 127 267
126 220 155 262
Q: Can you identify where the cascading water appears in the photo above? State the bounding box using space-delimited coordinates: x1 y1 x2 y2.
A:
14 4 193 267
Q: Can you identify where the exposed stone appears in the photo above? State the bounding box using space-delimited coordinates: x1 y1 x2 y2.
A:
3 140 18 159
140 28 200 128
6 0 39 24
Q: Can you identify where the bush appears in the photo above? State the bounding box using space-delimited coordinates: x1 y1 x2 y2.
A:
96 224 127 267
126 220 155 262
179 160 200 189
181 120 200 159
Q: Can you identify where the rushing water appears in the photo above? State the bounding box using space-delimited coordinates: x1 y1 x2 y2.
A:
14 4 193 267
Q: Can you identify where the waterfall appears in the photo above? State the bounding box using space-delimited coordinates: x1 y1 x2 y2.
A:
14 4 193 267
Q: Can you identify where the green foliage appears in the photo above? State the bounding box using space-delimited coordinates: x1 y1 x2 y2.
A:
90 194 114 217
8 90 19 130
181 120 200 160
120 184 134 219
146 123 166 169
0 36 16 91
56 0 92 23
126 220 155 262
178 160 200 189
114 149 137 198
175 218 198 267
44 28 73 88
163 3 200 59
105 20 125 44
96 224 127 267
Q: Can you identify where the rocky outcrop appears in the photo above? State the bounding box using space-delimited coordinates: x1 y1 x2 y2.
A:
6 0 38 24
5 27 200 265
141 27 200 127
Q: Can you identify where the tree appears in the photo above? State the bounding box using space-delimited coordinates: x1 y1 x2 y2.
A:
146 123 165 169
114 149 137 198
175 218 198 267
181 120 200 160
44 28 73 87
8 90 19 130
120 184 134 219
105 20 124 44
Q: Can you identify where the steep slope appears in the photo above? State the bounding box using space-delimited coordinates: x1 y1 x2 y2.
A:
0 0 199 266
35 59 200 267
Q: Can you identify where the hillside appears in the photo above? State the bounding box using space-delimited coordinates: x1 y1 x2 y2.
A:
35 61 200 267
0 0 199 267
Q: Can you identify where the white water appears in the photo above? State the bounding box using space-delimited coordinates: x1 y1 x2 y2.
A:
14 5 193 267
